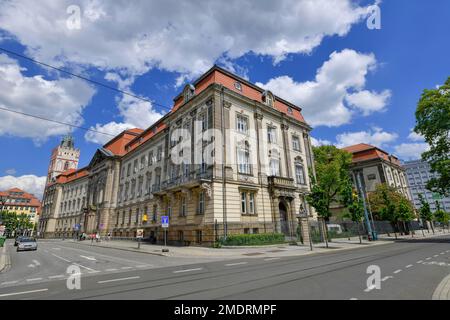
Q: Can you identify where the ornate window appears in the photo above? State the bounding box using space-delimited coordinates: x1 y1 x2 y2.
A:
295 158 306 185
183 84 195 103
237 141 251 175
267 126 277 144
262 91 274 107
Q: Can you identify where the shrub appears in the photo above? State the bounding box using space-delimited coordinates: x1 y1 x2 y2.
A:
219 233 285 246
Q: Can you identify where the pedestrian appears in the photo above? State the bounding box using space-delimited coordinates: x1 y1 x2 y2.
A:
96 232 100 243
90 233 94 244
107 232 111 241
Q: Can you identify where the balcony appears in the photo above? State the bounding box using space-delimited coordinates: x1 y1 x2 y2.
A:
268 176 296 189
153 168 212 195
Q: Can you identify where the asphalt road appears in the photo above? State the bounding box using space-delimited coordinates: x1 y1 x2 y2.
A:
0 235 449 300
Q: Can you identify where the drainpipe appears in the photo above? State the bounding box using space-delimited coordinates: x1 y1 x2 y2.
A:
220 86 228 239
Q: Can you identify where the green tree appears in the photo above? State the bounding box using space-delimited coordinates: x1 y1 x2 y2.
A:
414 78 450 196
434 201 450 232
418 194 434 233
306 145 353 247
342 181 365 244
397 197 416 235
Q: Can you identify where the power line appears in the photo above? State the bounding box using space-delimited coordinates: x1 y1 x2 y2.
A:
0 47 173 113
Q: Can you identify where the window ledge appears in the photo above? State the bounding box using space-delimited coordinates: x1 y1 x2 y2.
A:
241 213 258 217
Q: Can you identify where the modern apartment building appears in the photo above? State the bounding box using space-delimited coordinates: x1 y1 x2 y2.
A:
403 159 450 212
342 143 412 201
40 65 317 245
0 188 42 226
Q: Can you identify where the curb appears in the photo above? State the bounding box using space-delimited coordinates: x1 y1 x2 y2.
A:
0 244 11 273
432 273 450 300
76 241 167 257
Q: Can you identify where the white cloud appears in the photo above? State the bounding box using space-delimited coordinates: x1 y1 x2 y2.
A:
393 143 429 161
0 175 46 199
0 0 371 82
0 54 96 144
85 73 164 145
257 49 390 127
5 169 16 175
311 137 332 147
407 130 425 142
335 127 398 148
345 89 391 115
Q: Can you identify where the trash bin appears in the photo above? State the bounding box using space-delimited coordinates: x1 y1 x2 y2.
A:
0 236 6 247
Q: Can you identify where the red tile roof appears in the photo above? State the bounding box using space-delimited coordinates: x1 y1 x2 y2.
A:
342 143 401 166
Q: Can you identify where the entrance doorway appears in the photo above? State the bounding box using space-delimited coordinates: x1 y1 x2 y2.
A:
279 202 289 236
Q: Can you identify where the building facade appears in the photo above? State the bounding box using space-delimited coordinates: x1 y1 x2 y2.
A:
0 188 42 227
404 159 450 213
46 134 80 184
40 66 317 245
341 144 412 201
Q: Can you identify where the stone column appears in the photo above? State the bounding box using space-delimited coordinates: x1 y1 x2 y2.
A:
281 123 292 179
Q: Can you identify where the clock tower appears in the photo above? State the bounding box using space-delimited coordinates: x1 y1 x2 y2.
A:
46 134 80 184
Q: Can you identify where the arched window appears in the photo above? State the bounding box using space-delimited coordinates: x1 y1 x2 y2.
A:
295 157 306 185
262 91 274 107
64 161 70 171
237 141 251 174
183 84 195 103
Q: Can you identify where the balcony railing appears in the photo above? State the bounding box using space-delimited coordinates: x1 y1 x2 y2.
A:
155 168 212 193
268 176 296 189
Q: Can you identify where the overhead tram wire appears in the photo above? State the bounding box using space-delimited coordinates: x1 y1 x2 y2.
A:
0 47 173 113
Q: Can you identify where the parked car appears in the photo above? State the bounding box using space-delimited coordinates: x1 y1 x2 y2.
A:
16 237 38 252
326 224 343 234
14 236 24 246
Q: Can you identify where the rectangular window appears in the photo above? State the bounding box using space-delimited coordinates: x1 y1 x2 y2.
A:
133 159 138 174
135 208 140 224
292 136 301 151
236 114 248 133
295 164 306 185
270 158 280 176
237 148 251 174
249 193 255 214
201 113 207 131
180 196 186 217
198 191 205 215
268 126 277 144
148 151 154 166
140 156 146 170
127 163 131 177
152 205 157 222
196 230 202 244
157 146 162 162
167 201 172 218
241 192 247 214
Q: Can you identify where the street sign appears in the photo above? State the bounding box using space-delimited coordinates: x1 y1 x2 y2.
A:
161 216 169 228
136 229 144 239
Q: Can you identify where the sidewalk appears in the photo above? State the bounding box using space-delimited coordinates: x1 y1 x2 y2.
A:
0 242 11 273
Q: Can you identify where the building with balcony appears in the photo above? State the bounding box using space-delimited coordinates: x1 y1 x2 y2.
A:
0 188 42 228
40 65 316 245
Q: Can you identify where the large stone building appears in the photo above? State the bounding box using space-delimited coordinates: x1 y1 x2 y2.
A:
404 159 450 213
39 65 316 245
342 143 412 200
46 134 80 184
0 188 42 228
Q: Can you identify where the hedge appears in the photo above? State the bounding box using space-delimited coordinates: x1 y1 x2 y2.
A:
219 233 285 246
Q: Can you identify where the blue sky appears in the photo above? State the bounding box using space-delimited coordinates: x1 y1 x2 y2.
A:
0 0 449 197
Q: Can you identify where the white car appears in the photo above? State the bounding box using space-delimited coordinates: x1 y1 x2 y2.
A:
17 237 38 252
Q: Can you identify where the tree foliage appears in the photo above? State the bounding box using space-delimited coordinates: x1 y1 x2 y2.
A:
0 211 33 236
306 146 353 220
418 194 433 223
433 201 450 226
342 180 365 223
414 77 450 196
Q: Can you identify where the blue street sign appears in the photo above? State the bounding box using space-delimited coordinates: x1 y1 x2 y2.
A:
161 216 169 228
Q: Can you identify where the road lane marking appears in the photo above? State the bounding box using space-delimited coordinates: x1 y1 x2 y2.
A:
434 255 439 257
350 298 358 300
97 276 140 284
382 276 393 281
136 265 152 268
426 257 432 260
121 267 133 270
264 258 281 261
52 248 61 250
80 255 97 261
417 260 423 263
51 253 71 263
440 252 445 255
225 262 248 266
73 263 98 273
393 269 402 274
32 260 40 266
173 268 203 274
0 288 48 297
88 270 100 274
105 268 118 272
1 281 18 285
28 264 36 268
48 275 65 279
405 264 413 268
26 278 43 282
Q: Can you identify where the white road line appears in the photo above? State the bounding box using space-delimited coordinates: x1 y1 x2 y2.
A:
80 255 96 261
32 260 41 266
52 248 61 250
136 265 151 268
364 285 376 292
434 255 439 257
28 264 36 268
173 268 203 274
1 281 18 285
393 269 402 274
264 258 281 261
426 257 432 260
382 276 393 281
225 262 248 266
97 276 140 284
121 267 133 270
405 264 413 268
349 298 358 300
417 260 423 263
48 275 65 279
105 268 118 272
26 278 43 282
440 252 445 255
0 288 48 298
88 270 100 274
51 253 71 263
73 263 98 273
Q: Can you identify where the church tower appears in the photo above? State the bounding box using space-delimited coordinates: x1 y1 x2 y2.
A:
46 134 80 185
